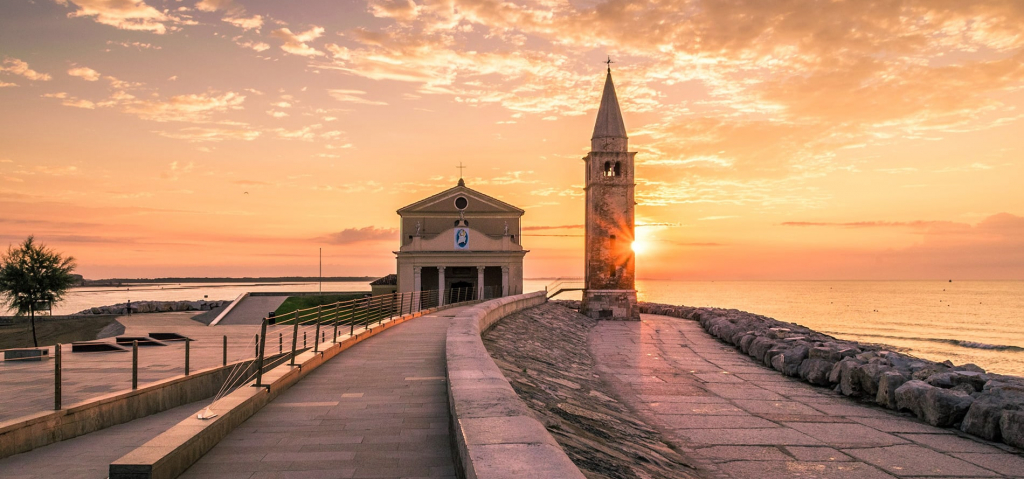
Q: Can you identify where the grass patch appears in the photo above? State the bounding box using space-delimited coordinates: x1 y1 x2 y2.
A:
0 316 118 349
273 293 369 320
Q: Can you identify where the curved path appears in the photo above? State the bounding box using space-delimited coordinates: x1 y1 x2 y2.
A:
591 313 1024 479
179 307 462 479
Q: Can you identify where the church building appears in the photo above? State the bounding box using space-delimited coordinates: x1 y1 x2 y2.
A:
581 65 640 321
394 179 527 305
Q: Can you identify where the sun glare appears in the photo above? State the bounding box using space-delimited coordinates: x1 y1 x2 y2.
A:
631 240 647 255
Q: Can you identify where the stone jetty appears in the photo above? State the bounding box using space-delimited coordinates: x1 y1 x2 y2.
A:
601 300 1024 450
75 300 231 316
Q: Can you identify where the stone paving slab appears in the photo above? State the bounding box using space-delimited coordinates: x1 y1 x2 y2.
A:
589 313 1024 479
179 309 460 479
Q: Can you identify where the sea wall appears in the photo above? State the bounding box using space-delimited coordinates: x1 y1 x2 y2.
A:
75 300 231 315
556 300 1024 450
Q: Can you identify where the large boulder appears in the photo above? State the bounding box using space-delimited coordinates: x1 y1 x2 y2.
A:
838 359 866 396
748 337 776 361
799 358 835 386
738 334 757 353
896 380 974 427
876 370 908 409
853 362 890 397
772 344 809 377
1000 410 1024 449
961 389 1024 441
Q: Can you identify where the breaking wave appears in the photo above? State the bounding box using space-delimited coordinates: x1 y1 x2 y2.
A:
822 331 1024 352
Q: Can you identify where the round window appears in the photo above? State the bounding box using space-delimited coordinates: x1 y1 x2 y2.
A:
454 196 468 210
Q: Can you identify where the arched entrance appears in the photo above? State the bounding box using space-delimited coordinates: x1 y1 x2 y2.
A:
448 280 474 304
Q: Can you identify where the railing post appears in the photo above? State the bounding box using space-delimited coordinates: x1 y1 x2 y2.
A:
290 310 299 366
222 335 227 367
254 334 259 359
54 344 61 410
377 295 385 326
333 309 339 342
185 338 191 376
314 305 322 353
349 303 355 336
303 331 307 349
254 318 268 389
279 332 283 354
132 340 138 390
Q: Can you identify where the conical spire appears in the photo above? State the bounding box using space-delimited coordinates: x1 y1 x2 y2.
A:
592 69 627 140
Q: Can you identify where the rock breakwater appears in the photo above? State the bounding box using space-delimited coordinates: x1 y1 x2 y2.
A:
556 299 1024 451
75 300 231 315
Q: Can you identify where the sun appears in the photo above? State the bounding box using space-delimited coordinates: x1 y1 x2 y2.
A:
631 228 652 255
631 240 647 255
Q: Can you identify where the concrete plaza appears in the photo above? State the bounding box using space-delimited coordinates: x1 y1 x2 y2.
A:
0 312 281 422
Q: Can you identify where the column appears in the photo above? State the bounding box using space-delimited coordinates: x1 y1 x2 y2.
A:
476 266 485 300
501 266 509 297
438 266 446 306
413 267 422 311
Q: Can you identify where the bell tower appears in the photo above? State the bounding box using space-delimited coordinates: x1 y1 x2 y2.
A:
581 64 639 321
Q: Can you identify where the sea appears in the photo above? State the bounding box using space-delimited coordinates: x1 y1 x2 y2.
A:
53 279 1023 377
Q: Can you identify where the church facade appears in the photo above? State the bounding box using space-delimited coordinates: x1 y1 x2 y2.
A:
394 179 527 305
581 66 640 321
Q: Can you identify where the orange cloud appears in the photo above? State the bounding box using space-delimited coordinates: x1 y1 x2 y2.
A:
1 58 51 81
320 226 398 245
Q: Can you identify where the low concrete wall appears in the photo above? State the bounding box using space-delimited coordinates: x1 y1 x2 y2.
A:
0 357 274 460
208 292 247 326
109 301 473 479
446 292 585 479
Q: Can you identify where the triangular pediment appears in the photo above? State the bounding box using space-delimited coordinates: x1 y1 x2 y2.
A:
397 184 524 215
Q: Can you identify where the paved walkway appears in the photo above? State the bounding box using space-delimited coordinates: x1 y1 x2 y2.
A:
1 312 267 422
0 398 212 479
591 313 1024 479
180 308 460 479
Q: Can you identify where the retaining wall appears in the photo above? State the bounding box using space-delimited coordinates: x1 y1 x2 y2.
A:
0 357 270 460
446 291 586 479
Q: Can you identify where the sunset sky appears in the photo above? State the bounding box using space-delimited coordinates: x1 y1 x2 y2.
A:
1 0 1023 280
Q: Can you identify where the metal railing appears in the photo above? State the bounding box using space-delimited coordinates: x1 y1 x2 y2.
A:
0 284 522 422
546 277 585 299
0 333 235 422
200 284 518 418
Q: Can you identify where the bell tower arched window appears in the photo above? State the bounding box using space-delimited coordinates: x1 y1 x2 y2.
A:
603 161 621 177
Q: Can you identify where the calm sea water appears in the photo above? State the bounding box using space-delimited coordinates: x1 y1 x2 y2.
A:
54 281 372 316
54 280 1023 376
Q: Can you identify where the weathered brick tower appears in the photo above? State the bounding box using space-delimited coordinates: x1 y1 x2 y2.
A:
581 66 640 321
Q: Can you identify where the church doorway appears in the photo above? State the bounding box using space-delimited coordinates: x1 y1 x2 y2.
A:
448 281 474 304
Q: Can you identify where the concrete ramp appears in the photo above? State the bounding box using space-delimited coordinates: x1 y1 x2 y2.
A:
214 295 288 325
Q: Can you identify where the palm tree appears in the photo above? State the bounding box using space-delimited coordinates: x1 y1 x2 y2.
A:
0 236 78 347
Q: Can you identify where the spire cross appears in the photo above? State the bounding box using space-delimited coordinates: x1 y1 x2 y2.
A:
456 162 467 178
605 56 614 72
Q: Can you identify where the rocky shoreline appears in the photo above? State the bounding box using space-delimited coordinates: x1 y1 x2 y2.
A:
556 300 1024 451
75 300 232 315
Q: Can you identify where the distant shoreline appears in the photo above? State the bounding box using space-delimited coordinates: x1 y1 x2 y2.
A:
75 277 379 287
